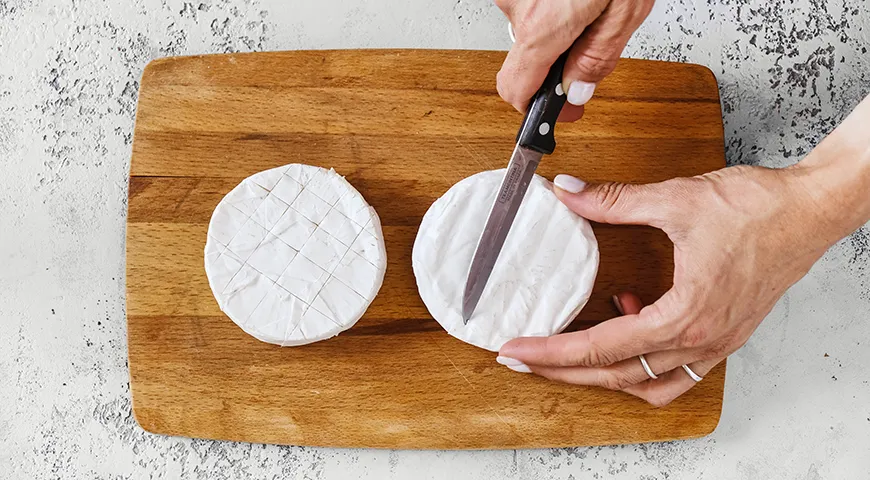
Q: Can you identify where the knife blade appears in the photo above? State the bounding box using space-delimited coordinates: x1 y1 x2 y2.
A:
462 52 571 323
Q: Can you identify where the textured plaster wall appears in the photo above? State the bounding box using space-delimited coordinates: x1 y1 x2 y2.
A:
0 0 868 478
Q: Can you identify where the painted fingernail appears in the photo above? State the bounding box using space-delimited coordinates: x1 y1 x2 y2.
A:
612 295 624 315
507 364 532 374
497 356 531 373
553 174 586 193
566 81 596 106
496 355 524 366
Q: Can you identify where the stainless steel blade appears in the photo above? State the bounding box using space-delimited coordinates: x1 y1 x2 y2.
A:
462 144 544 323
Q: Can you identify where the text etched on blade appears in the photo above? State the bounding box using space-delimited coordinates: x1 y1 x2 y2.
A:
497 164 522 204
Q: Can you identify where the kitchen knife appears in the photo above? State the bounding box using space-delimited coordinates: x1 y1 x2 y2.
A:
462 52 571 324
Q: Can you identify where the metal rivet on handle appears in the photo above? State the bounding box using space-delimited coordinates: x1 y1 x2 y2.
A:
538 123 550 135
555 83 564 96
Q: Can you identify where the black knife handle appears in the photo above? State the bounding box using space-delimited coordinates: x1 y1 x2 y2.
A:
516 51 570 155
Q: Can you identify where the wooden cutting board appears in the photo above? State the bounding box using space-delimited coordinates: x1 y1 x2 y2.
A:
127 50 726 449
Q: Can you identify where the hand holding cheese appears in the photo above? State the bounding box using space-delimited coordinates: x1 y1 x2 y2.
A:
499 94 870 407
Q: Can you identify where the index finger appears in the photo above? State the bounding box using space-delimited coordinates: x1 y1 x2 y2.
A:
498 296 677 368
497 42 568 112
496 6 601 112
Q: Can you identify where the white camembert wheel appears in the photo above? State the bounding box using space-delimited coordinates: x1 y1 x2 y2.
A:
204 164 386 346
412 170 599 352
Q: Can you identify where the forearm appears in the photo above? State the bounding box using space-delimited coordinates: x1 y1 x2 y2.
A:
791 94 870 245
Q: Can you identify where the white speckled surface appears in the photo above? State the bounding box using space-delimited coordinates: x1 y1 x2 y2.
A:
1 0 868 478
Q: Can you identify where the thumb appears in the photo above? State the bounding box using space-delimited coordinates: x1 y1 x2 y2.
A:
562 0 655 107
552 174 672 228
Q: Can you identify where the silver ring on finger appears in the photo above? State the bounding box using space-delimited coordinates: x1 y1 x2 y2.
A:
681 364 703 382
508 22 516 43
638 354 658 380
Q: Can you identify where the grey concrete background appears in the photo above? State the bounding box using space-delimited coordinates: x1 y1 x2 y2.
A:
1 0 868 478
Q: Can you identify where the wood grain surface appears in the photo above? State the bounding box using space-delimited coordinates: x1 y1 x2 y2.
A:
127 50 727 449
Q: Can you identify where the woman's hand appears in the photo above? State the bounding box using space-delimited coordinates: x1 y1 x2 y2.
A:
495 0 655 121
497 95 870 406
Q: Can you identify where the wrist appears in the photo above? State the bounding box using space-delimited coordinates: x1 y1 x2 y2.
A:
790 95 870 244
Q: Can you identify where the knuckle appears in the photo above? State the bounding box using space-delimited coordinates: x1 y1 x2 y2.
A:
583 346 607 367
495 71 522 109
678 324 709 349
594 182 629 215
545 329 623 368
583 344 617 367
572 54 619 81
582 330 619 366
599 372 630 391
549 330 607 367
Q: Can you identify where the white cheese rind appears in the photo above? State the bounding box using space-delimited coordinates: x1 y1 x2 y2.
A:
412 170 599 352
205 164 387 346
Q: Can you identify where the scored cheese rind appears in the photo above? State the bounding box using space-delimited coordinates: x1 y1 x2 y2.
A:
412 170 599 352
204 164 387 346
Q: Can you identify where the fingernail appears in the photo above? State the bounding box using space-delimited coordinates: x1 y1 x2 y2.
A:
553 174 586 193
566 81 596 106
507 364 532 374
496 355 524 367
612 295 624 315
496 355 531 373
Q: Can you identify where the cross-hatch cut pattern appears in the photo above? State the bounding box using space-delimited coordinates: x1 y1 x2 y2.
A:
205 164 386 346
